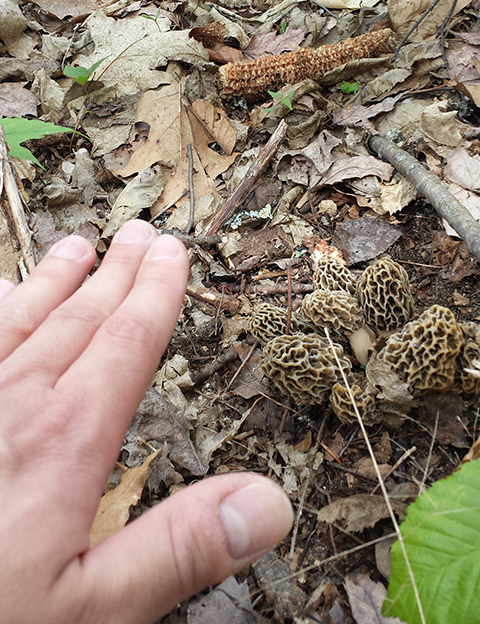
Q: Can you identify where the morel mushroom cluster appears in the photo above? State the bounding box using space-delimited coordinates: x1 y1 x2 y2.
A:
248 254 480 425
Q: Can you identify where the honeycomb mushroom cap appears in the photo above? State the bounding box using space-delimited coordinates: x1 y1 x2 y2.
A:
301 289 364 334
375 305 463 396
247 303 313 346
453 322 480 394
358 256 415 333
313 255 357 295
262 333 351 406
330 383 380 426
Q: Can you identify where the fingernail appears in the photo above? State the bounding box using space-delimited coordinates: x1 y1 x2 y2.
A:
219 482 293 559
50 236 91 260
113 220 154 244
145 235 182 260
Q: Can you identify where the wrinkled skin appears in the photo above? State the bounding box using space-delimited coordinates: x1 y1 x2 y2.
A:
0 220 293 624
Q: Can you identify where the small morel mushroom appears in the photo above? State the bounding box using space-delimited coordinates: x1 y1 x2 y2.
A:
358 256 414 333
301 289 364 334
301 289 373 364
453 322 480 394
374 305 463 396
312 255 357 295
330 383 380 426
262 334 351 406
247 302 312 346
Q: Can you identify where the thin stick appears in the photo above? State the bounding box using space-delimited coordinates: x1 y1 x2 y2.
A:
204 120 288 236
0 126 36 274
289 424 323 560
369 135 480 261
420 412 439 494
186 283 240 315
217 343 257 398
285 263 292 335
185 143 195 235
391 0 443 62
370 446 417 495
324 327 426 624
436 0 457 69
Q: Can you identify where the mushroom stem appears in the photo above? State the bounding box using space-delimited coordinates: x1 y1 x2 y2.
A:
348 325 375 366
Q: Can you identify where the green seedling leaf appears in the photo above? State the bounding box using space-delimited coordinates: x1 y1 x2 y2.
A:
265 90 294 112
341 81 359 94
279 21 288 34
0 117 78 168
141 7 161 21
384 458 480 623
63 57 108 86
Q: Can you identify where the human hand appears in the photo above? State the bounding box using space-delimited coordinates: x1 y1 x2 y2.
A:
0 219 293 624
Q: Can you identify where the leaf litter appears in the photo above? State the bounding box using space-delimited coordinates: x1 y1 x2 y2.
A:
1 0 480 621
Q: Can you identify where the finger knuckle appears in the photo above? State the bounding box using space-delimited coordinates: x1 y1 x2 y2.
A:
102 312 154 353
48 302 106 332
0 301 39 341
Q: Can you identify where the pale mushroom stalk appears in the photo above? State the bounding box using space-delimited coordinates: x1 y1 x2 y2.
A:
347 324 375 366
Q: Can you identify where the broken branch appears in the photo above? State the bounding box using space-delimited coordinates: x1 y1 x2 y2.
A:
203 119 288 237
369 135 480 262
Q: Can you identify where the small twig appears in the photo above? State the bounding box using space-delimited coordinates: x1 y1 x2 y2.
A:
288 421 325 561
324 327 426 624
186 283 240 315
191 346 239 387
156 228 221 248
216 343 257 399
436 0 457 69
185 143 195 235
369 135 480 262
370 446 417 495
150 190 188 221
391 0 443 62
285 263 292 335
0 126 36 274
204 120 288 236
245 282 313 296
420 413 439 494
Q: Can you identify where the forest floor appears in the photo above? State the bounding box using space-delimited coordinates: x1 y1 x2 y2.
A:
1 0 480 622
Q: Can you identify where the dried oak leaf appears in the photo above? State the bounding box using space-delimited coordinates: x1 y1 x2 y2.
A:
345 574 405 624
317 494 406 533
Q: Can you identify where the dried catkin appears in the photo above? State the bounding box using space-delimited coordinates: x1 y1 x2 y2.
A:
218 28 393 100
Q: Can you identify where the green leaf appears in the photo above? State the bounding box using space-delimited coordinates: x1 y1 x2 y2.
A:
341 81 359 94
267 90 283 100
384 459 480 623
63 57 108 85
279 21 288 34
0 118 76 168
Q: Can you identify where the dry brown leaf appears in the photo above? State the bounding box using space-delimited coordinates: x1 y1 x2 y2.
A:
317 494 406 533
332 216 402 265
89 449 159 547
388 0 469 42
113 84 237 215
344 574 405 624
243 25 306 59
29 0 96 19
191 99 237 155
314 155 393 189
207 44 243 65
0 82 39 117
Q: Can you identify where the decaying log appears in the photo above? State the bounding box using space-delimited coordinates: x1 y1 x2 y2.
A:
369 135 480 262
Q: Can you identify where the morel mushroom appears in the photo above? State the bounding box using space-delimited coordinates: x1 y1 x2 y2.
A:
247 302 312 346
262 334 351 406
372 305 463 396
301 289 373 364
312 255 357 295
453 322 480 394
358 256 414 333
330 383 380 426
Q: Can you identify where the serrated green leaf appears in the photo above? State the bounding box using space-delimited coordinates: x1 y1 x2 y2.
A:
341 81 359 94
0 118 76 168
384 459 480 623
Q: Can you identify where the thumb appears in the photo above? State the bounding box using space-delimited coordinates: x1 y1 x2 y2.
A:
78 473 293 624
